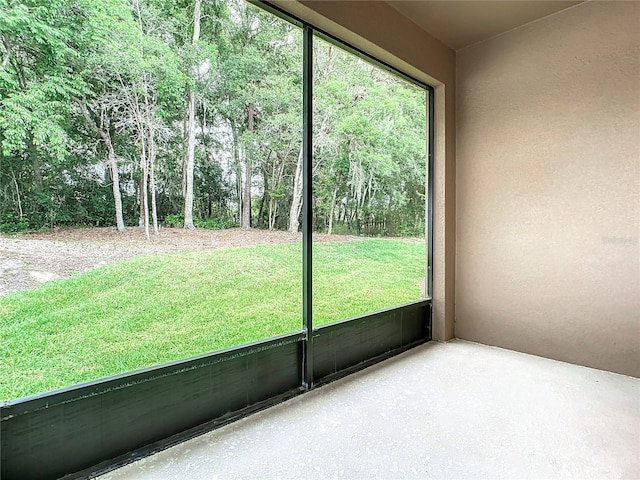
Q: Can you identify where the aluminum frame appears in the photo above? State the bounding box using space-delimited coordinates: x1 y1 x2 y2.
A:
1 2 435 478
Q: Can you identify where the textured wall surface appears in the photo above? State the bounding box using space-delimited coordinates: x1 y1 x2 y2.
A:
456 1 640 376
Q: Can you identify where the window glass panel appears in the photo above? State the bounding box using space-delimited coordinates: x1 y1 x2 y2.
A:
0 1 431 403
0 0 302 400
311 36 428 326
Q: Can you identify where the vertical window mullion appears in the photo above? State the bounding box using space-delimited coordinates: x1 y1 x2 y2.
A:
302 25 314 389
427 88 434 299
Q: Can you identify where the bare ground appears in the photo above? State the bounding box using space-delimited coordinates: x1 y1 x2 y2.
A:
0 227 360 296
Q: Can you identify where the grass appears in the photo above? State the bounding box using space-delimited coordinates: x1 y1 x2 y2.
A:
0 239 425 400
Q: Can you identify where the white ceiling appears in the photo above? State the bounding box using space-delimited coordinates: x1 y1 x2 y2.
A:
386 1 583 50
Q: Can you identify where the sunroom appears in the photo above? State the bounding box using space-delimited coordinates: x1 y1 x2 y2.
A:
1 1 638 478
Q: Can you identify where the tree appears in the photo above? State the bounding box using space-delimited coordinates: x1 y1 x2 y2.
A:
76 98 127 232
70 0 145 234
182 0 201 230
310 40 426 236
288 41 335 233
0 0 426 238
212 0 302 230
0 0 86 226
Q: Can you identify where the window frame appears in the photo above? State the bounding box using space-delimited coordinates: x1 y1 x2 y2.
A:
0 2 434 478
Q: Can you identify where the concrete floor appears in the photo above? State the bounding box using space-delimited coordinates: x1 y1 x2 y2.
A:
101 340 639 480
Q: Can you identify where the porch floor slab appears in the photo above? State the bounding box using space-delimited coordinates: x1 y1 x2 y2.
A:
101 339 639 479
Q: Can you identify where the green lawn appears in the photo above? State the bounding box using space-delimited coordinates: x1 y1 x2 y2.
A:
0 239 425 400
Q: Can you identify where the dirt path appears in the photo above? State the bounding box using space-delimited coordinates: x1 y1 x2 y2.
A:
0 227 359 296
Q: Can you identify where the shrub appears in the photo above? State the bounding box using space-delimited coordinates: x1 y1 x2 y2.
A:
195 217 236 230
163 213 236 230
164 213 184 228
0 213 30 234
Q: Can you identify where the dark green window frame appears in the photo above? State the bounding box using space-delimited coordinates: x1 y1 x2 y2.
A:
0 2 434 478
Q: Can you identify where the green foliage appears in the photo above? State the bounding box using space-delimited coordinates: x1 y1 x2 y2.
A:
0 0 427 236
164 213 184 227
194 217 235 230
0 0 88 161
164 213 235 230
0 212 29 233
0 239 424 399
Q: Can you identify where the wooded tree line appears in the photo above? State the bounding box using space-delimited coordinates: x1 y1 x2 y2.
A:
0 0 427 237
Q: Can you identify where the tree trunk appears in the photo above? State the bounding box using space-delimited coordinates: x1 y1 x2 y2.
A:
10 169 23 219
288 146 303 233
183 88 196 229
138 176 145 227
183 0 201 230
76 100 126 232
268 198 278 230
241 103 255 229
232 124 243 225
288 106 330 234
241 157 252 229
28 136 43 191
140 136 150 240
149 125 159 235
107 141 126 232
258 168 267 228
327 183 338 235
267 163 278 230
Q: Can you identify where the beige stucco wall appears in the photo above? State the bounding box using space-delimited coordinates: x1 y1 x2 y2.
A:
270 1 457 341
456 1 640 376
